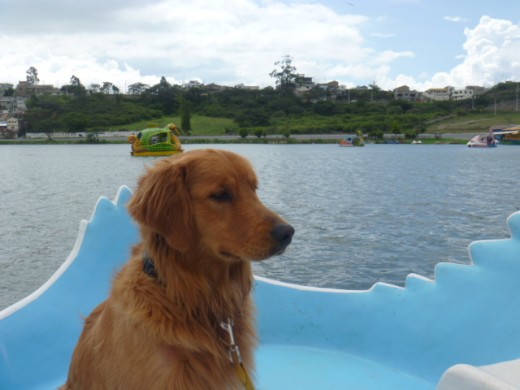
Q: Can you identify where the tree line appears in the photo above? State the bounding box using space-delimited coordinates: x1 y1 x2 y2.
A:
13 61 520 139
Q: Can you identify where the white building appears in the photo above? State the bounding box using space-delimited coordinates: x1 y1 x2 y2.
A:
0 83 14 96
423 87 453 101
234 83 259 90
7 117 18 132
394 85 420 101
183 80 203 89
0 117 18 139
423 86 474 101
452 88 474 101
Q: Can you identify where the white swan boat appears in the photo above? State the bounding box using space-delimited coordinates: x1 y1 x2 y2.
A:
1 186 520 389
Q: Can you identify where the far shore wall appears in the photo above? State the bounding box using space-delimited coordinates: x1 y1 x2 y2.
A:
25 131 134 139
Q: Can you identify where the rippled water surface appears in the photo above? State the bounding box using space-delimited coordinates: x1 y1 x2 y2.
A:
1 143 519 309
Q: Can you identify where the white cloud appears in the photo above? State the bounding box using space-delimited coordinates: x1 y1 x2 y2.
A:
444 16 467 23
387 16 520 90
432 16 520 88
1 2 518 92
0 0 407 89
371 32 395 38
389 0 420 3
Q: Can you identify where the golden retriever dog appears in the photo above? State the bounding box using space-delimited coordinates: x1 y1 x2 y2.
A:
62 149 294 390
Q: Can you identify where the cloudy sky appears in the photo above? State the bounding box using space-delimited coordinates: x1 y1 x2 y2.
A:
1 0 519 92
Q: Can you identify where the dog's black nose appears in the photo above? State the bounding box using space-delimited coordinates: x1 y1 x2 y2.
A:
271 223 295 252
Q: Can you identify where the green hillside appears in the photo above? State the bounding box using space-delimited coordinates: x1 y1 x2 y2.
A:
427 112 520 133
20 79 520 139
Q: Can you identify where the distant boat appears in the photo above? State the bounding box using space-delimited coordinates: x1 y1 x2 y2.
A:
493 126 520 145
128 124 183 156
339 137 356 147
467 133 497 148
339 131 364 147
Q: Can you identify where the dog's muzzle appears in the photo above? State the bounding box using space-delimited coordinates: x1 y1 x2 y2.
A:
270 223 295 255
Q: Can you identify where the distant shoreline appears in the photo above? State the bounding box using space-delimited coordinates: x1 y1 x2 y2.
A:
0 133 473 145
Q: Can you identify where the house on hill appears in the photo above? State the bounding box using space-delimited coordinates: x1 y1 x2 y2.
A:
452 88 474 101
393 85 420 101
423 87 452 101
0 117 18 139
15 81 60 97
0 83 14 96
422 86 475 101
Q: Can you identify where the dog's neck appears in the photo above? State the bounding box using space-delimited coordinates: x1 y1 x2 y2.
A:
139 231 253 320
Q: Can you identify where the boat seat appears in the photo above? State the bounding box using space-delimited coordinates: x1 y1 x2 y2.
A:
437 359 520 390
257 345 432 389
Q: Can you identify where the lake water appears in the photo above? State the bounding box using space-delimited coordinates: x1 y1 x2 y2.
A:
1 143 519 310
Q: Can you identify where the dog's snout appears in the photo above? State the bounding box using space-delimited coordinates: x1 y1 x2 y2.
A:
271 223 295 252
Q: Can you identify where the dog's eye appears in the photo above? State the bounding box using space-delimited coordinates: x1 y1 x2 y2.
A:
210 190 232 202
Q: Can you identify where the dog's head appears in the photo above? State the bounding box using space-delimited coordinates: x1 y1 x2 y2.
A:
128 149 294 262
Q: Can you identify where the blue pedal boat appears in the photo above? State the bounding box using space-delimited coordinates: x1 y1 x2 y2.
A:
2 186 520 389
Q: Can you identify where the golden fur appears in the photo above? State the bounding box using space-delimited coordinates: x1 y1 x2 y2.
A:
62 149 294 390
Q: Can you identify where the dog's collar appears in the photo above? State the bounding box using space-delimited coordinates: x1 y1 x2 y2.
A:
220 319 255 390
142 253 158 278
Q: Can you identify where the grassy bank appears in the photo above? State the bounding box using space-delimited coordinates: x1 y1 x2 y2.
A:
427 112 520 133
107 111 520 137
107 115 235 136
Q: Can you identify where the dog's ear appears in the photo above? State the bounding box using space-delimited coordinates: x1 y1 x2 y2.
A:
128 158 193 252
